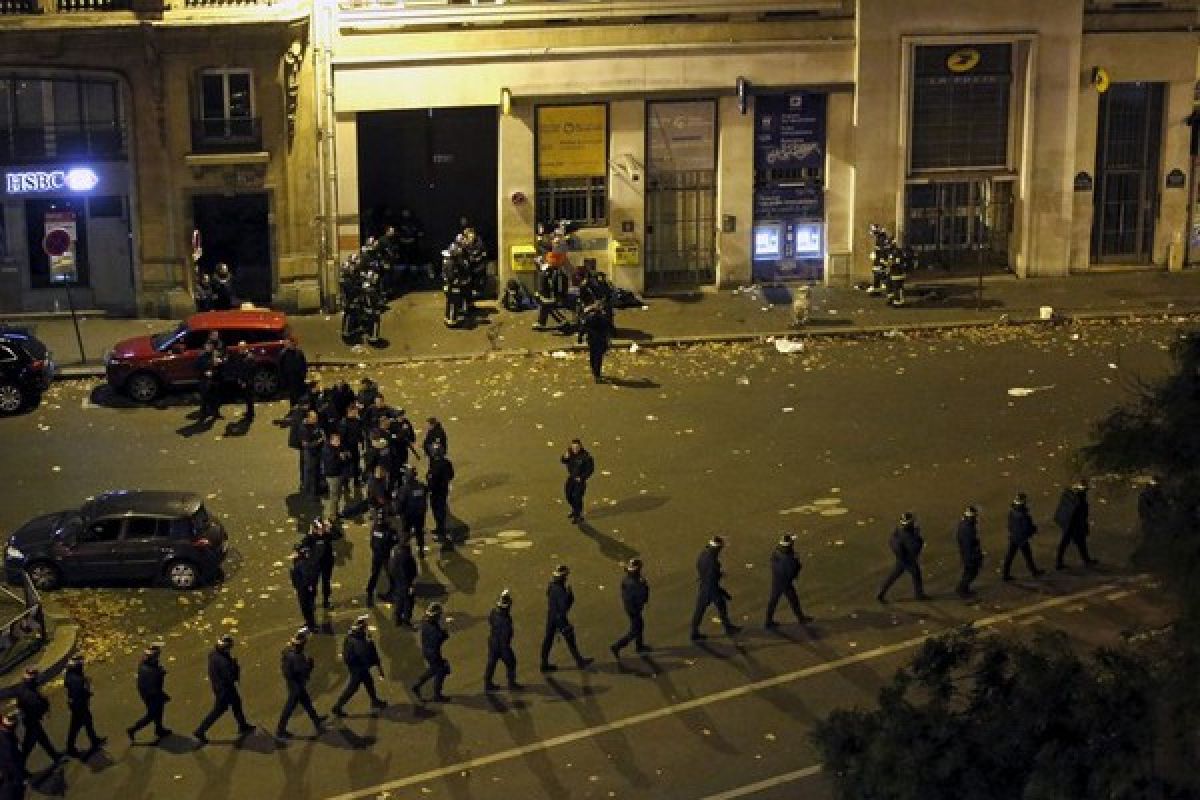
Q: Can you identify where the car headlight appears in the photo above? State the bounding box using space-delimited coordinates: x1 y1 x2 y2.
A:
5 545 24 560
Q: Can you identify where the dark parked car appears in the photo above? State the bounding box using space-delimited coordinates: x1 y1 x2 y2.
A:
104 309 294 404
4 490 229 591
0 327 55 415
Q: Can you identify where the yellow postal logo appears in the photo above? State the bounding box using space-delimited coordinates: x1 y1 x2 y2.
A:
946 48 981 73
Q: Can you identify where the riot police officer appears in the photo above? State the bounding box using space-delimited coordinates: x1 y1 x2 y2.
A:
14 668 60 764
1055 479 1098 569
955 506 985 598
690 536 740 640
610 558 651 657
331 616 387 716
484 590 522 691
365 510 397 607
275 631 326 739
192 634 254 745
388 537 418 628
876 512 929 602
289 545 319 632
64 655 105 759
577 301 612 383
127 642 171 743
1002 492 1044 580
0 707 24 799
412 603 451 703
561 439 595 524
765 534 812 628
539 565 593 672
426 445 455 546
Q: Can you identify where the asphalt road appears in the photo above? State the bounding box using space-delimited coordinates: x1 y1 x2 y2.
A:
0 318 1184 799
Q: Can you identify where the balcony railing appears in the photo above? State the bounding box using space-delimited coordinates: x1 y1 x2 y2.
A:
57 0 131 10
183 0 260 6
337 0 849 24
0 123 128 165
0 0 37 13
190 116 263 154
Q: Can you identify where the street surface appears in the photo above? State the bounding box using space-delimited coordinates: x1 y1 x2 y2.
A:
0 319 1183 799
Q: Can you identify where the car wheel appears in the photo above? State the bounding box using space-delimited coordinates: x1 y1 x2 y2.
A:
125 372 162 404
0 382 24 415
165 560 199 590
25 562 61 591
251 366 279 398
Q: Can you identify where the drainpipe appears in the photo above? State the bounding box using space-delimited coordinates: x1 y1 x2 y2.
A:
312 0 339 311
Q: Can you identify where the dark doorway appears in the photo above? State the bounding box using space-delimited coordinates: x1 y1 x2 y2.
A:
357 107 498 273
192 192 272 305
1093 82 1164 263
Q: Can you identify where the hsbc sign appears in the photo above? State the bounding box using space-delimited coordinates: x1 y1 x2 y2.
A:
4 167 100 195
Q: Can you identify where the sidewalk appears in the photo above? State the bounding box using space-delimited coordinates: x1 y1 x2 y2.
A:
8 270 1200 376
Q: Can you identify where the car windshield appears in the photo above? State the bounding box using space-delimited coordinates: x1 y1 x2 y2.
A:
151 324 187 351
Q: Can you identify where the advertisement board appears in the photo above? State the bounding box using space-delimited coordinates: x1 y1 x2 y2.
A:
44 210 78 284
537 104 608 179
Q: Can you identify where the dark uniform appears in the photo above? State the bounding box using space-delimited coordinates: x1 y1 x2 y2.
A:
427 451 455 544
484 593 521 690
193 638 253 743
539 567 592 671
387 540 418 627
64 658 104 757
228 347 256 419
275 635 325 738
955 508 984 597
561 443 594 523
300 417 326 497
577 303 612 382
311 523 337 609
279 343 308 408
535 264 569 330
412 607 451 702
0 716 25 800
1055 482 1097 569
1138 478 1169 539
196 345 223 421
611 560 650 655
290 548 319 631
765 536 811 627
877 514 928 602
339 411 365 487
690 538 739 639
332 620 386 715
401 474 430 554
1002 494 1043 580
422 419 448 460
127 646 171 742
365 513 398 606
14 673 59 763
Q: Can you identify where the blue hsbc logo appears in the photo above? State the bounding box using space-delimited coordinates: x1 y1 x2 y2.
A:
5 167 99 195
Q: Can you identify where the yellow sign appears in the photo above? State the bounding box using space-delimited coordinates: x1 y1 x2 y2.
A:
947 48 981 74
1092 67 1111 94
537 104 608 179
510 244 538 273
609 238 640 268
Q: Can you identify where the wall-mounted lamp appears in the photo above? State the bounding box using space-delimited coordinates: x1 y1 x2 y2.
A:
501 87 513 116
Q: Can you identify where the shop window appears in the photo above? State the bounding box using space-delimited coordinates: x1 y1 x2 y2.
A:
910 44 1012 172
193 69 260 152
535 104 608 226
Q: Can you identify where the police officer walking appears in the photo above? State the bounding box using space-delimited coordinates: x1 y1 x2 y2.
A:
765 535 812 628
1002 492 1043 580
876 512 929 603
290 545 319 632
610 558 651 657
561 439 594 524
484 590 522 691
690 537 740 640
539 565 594 672
14 669 60 765
955 506 984 598
1055 479 1098 569
127 642 172 743
577 301 613 383
193 634 254 745
412 604 451 703
331 616 387 716
63 655 105 759
388 537 418 628
365 510 398 607
275 631 326 740
0 708 24 800
426 444 455 546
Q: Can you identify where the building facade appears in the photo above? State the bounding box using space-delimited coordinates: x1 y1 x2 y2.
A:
1 0 1197 314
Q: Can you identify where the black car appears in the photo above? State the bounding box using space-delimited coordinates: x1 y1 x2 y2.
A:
5 490 229 591
0 327 55 415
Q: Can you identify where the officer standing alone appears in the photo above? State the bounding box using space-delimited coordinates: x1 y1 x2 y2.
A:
192 634 254 745
412 604 451 702
765 535 812 628
127 642 171 743
876 512 929 603
561 439 594 524
64 655 105 759
275 631 326 739
610 558 651 657
484 590 522 691
540 565 593 672
955 506 984 598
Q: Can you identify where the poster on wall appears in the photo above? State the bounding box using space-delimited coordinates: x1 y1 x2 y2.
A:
537 104 608 179
43 210 78 284
647 100 716 173
754 92 827 174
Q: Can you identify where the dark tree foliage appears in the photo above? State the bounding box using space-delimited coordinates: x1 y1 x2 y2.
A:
814 330 1200 799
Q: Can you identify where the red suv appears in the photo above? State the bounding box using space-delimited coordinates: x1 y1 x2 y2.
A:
105 309 295 403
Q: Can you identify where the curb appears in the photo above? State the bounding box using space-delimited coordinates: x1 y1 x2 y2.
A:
0 598 79 700
49 306 1200 380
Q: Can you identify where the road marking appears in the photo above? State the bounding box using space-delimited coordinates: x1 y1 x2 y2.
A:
698 765 823 800
1106 590 1131 601
325 580 1140 800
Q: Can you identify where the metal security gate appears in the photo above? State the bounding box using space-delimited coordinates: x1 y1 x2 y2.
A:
904 178 1013 270
645 170 716 288
645 100 716 289
1093 83 1163 263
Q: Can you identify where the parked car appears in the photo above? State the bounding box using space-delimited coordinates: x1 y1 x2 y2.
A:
104 309 294 404
0 327 55 415
4 490 229 591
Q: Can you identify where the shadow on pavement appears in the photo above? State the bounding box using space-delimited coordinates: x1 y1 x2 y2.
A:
603 375 660 389
576 521 639 563
436 546 479 595
585 494 668 519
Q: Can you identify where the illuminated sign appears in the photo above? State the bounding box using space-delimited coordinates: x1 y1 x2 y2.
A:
4 167 100 195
